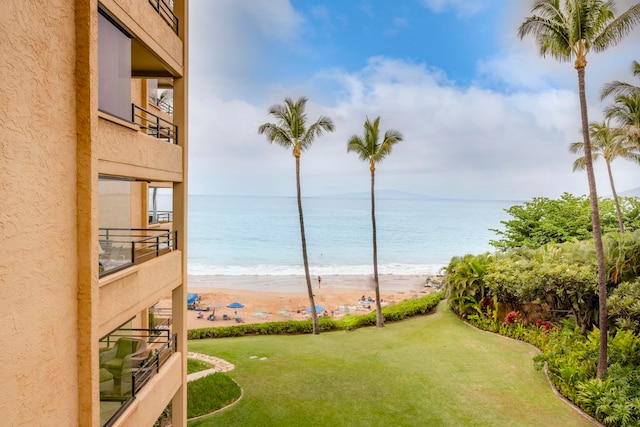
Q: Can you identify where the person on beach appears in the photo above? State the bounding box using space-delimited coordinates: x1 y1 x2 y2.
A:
317 275 322 288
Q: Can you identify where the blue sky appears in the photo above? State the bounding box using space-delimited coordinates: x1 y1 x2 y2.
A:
188 0 640 200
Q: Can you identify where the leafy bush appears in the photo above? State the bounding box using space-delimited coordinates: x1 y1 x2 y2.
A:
576 364 640 426
489 194 640 250
609 279 640 333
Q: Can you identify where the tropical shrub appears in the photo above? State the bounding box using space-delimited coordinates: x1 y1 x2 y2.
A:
609 279 640 333
533 325 599 402
576 364 640 426
575 329 640 426
603 230 640 284
490 194 640 250
443 253 492 316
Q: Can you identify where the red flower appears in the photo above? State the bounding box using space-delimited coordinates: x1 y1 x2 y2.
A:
504 311 520 324
535 319 552 332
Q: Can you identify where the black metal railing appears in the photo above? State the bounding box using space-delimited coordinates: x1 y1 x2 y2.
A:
149 210 173 224
99 228 177 277
132 104 178 144
151 307 173 330
130 332 178 396
148 0 178 35
149 95 173 115
100 329 177 426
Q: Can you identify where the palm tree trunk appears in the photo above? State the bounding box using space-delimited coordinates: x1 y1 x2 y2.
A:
577 66 608 377
606 160 625 233
371 169 384 327
151 187 158 223
296 154 319 334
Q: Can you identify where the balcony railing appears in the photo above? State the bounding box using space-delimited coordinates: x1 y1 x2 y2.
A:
99 228 177 278
100 328 177 427
149 95 173 115
130 331 178 395
148 0 178 35
149 210 173 224
132 104 178 144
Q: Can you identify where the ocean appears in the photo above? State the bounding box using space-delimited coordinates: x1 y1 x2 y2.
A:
170 195 516 277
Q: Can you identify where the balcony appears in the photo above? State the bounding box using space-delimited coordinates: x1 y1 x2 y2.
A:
149 95 173 115
148 0 178 35
100 328 177 426
132 104 177 144
99 228 177 278
149 210 173 224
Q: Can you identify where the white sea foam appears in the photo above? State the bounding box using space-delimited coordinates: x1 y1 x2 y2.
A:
187 263 446 276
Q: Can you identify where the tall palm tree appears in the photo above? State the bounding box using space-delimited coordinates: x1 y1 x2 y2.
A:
347 116 403 328
569 120 640 233
258 97 335 335
518 0 640 378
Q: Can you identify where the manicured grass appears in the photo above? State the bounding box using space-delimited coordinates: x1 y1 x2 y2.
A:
188 302 596 426
187 358 214 375
187 373 241 419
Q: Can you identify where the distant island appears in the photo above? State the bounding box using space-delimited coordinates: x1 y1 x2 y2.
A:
320 189 443 200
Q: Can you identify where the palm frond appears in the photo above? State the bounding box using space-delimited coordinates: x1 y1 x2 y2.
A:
592 3 640 52
258 96 334 155
347 116 403 165
347 135 370 161
300 115 335 152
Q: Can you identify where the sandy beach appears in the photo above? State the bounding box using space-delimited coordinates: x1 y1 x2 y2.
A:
168 274 439 329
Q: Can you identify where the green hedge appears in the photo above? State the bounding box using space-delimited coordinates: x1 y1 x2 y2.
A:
187 292 443 340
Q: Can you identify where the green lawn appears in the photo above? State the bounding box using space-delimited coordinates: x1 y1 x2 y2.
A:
187 301 595 426
187 358 214 375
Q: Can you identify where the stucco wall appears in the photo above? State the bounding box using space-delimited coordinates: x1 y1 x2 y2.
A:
0 0 80 423
99 251 182 337
97 116 183 182
1 0 188 424
102 0 184 75
114 352 183 427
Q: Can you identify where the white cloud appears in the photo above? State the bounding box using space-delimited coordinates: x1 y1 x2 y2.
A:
189 54 639 199
187 1 640 199
189 0 304 100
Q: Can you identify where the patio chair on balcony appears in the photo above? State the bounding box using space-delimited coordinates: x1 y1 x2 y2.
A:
99 368 114 394
120 348 157 397
99 337 148 381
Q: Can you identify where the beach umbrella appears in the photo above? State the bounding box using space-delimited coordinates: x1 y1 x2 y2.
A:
208 301 225 315
227 302 245 309
306 305 325 313
187 293 200 309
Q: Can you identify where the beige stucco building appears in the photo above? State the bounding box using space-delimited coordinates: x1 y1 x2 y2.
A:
1 1 189 425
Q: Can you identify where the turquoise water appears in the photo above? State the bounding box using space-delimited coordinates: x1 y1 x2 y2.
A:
174 195 516 276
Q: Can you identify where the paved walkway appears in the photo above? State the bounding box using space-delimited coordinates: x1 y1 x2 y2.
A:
186 352 235 382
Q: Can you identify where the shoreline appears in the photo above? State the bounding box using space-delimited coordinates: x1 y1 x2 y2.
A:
168 274 440 329
187 273 436 293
